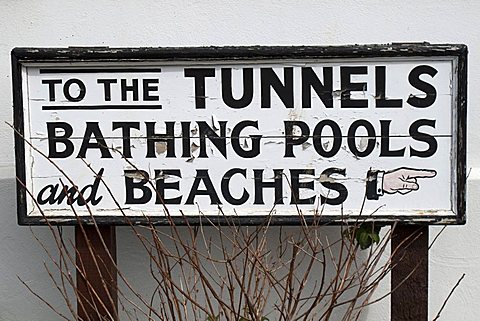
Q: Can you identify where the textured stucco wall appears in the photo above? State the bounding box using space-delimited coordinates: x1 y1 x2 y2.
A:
0 1 478 320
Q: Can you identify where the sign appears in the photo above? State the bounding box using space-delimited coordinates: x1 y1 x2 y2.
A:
12 44 467 225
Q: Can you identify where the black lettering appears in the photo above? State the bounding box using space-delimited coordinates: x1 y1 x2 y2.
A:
124 170 151 204
261 67 294 108
320 167 348 205
222 68 253 108
155 169 182 204
181 122 192 158
121 79 139 101
409 119 437 157
284 121 310 157
184 68 216 109
112 122 140 158
407 65 438 108
290 169 315 205
37 169 104 206
341 66 368 108
97 79 117 101
221 168 249 205
347 120 376 157
146 122 176 158
37 184 59 205
347 119 377 157
380 120 405 157
42 79 62 101
198 121 227 158
63 78 86 102
302 67 333 108
313 120 342 158
253 169 284 205
143 79 160 101
375 66 402 108
47 122 74 158
185 170 221 205
77 122 113 158
76 168 104 206
231 121 261 158
55 185 79 205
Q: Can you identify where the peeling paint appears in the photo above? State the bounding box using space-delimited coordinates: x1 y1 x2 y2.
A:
333 89 346 99
323 141 330 150
155 141 167 154
12 44 467 226
190 142 199 153
211 114 220 130
124 171 148 180
357 137 369 151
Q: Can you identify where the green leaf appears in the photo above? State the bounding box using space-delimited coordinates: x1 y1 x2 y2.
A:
357 230 371 250
352 223 382 250
371 232 380 244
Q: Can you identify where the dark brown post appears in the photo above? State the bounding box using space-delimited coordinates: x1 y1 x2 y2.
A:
391 225 428 321
76 226 118 321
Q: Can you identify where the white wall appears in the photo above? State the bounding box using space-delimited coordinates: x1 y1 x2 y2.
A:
0 0 478 320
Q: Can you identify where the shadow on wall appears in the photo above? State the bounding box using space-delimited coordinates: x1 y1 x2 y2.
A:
117 223 390 321
0 178 75 321
0 176 389 321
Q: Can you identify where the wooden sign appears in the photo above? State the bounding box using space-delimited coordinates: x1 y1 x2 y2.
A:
12 44 467 225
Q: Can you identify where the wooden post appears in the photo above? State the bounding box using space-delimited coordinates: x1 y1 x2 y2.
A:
76 226 118 321
391 225 428 321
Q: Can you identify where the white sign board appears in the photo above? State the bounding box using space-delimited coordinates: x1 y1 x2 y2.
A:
12 45 467 225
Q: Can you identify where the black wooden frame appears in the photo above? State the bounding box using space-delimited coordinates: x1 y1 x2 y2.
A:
12 43 467 226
